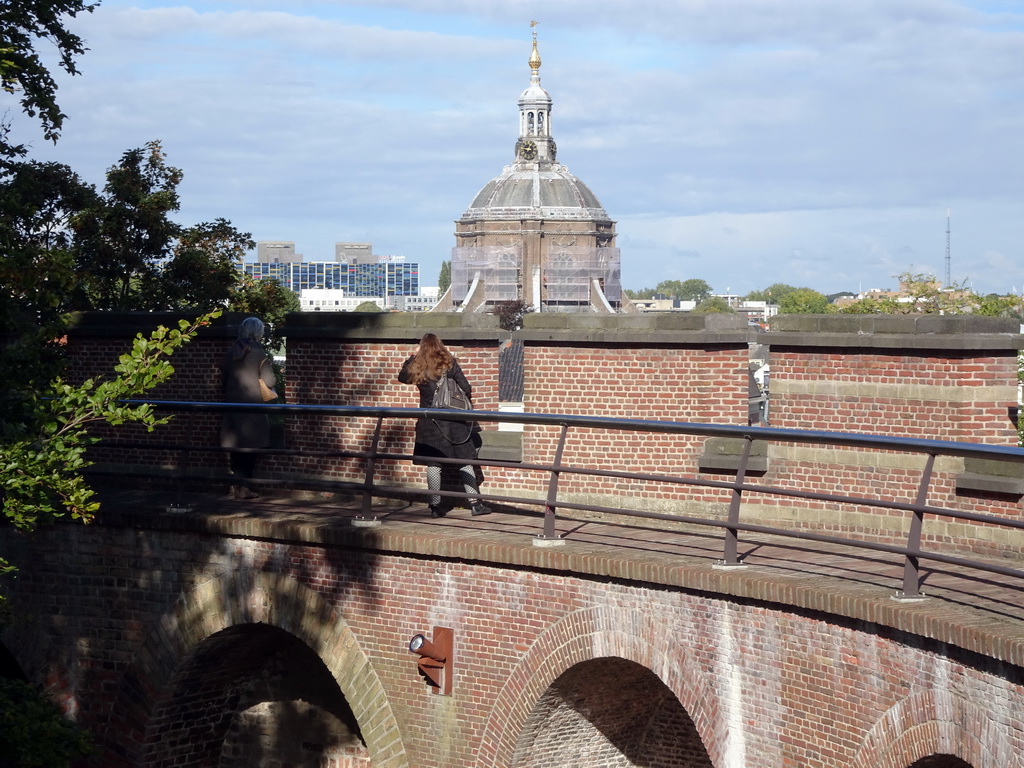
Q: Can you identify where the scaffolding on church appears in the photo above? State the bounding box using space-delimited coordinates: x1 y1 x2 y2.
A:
451 246 522 303
543 246 622 307
451 245 622 310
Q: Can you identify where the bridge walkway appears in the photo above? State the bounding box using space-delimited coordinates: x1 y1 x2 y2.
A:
91 482 1024 669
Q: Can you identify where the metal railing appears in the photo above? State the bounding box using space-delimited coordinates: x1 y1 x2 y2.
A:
88 400 1024 601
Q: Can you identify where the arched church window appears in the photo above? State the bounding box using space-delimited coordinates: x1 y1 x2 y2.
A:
538 112 544 134
528 113 535 135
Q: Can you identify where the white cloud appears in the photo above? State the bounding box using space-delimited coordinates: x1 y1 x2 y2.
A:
4 0 1022 294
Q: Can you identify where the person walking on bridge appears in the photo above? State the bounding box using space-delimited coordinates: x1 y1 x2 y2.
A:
398 333 490 518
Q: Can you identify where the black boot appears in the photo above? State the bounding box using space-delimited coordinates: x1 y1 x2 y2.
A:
471 502 492 516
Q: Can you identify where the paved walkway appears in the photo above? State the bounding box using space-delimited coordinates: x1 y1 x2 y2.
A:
92 482 1024 668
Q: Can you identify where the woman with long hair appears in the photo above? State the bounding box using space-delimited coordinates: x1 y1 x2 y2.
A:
220 316 277 499
398 333 490 518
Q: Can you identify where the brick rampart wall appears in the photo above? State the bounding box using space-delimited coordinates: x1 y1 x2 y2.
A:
763 315 1023 546
65 311 1024 550
0 510 1020 768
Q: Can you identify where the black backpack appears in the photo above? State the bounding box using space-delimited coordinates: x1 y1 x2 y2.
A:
431 369 473 444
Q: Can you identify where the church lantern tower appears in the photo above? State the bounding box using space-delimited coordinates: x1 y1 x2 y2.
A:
443 24 625 314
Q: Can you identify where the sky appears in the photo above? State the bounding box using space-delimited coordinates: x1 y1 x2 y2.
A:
6 0 1024 296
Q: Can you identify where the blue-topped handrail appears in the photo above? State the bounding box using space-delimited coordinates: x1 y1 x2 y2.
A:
87 399 1024 600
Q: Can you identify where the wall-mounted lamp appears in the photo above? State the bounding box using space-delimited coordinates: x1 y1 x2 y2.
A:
408 626 453 695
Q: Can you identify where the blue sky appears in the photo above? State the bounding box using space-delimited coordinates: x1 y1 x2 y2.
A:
6 0 1024 295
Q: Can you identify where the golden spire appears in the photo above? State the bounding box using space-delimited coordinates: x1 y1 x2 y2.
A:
529 20 541 73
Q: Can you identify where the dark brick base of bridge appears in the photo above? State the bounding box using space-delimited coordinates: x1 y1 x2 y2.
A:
1 484 1021 768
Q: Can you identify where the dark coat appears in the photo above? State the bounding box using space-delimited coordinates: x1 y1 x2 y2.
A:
398 356 480 463
220 339 277 449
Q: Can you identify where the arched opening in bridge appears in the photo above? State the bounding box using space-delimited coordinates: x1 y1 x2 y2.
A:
511 657 712 768
140 624 368 767
909 757 973 768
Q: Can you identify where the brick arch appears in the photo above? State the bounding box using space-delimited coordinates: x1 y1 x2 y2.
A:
852 689 1018 768
476 605 725 768
100 570 408 768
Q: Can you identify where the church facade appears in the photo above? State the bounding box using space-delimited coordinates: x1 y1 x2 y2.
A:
442 31 629 314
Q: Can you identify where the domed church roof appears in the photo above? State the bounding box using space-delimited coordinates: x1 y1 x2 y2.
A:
458 26 611 224
461 167 609 222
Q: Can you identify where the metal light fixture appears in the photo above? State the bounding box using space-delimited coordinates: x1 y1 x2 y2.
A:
408 626 453 695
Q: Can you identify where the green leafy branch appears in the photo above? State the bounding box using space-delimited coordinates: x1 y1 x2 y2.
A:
1 310 220 533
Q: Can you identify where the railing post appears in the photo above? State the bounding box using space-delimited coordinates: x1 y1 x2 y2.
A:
353 415 385 527
718 435 754 568
896 452 936 600
534 423 569 547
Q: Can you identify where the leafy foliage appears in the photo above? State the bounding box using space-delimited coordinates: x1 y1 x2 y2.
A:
438 260 451 295
0 160 100 389
745 283 799 304
353 300 384 312
0 0 98 159
1 312 219 565
163 218 255 311
71 141 183 310
0 678 94 767
625 279 712 302
493 299 534 330
693 296 734 314
837 272 1024 317
228 274 299 353
778 287 830 314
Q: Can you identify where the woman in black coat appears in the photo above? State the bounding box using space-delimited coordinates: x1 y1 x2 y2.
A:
221 316 277 499
398 333 490 518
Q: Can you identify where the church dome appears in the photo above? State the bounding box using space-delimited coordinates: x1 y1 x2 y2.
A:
460 165 610 222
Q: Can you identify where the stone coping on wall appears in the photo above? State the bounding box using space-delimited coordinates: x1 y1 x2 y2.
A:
767 314 1024 352
62 311 1024 352
515 311 753 345
65 310 247 339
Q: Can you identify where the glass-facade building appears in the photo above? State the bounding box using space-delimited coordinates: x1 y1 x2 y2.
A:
242 261 419 297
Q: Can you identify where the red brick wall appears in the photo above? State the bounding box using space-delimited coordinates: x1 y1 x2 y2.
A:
64 312 1024 547
762 316 1023 541
0 516 1018 768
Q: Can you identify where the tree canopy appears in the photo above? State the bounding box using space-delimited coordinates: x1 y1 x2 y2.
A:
778 287 830 314
438 260 451 294
837 272 1024 318
1 0 99 158
72 140 183 309
692 296 734 314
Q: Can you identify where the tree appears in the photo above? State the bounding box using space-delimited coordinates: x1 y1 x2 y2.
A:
0 0 99 159
438 260 451 295
493 299 533 330
0 160 99 381
827 291 856 303
625 287 656 300
837 272 1024 317
676 279 713 302
353 300 384 312
2 312 219 581
228 274 299 353
72 140 183 310
654 280 684 298
0 678 94 767
693 296 734 314
778 287 831 314
163 218 255 311
746 283 798 305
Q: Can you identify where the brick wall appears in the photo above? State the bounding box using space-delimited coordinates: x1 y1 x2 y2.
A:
763 314 1023 545
0 511 1019 768
64 311 1024 549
